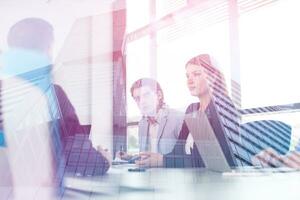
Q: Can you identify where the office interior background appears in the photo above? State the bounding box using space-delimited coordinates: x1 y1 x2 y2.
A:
1 0 300 156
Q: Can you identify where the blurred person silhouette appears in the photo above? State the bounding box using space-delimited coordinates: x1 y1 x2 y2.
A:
0 18 109 199
116 78 184 167
0 17 60 199
0 48 14 200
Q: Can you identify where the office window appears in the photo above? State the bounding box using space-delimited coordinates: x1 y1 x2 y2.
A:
126 36 152 122
126 0 150 32
127 125 139 154
239 0 300 108
156 13 232 109
125 0 233 152
124 0 300 157
156 0 187 19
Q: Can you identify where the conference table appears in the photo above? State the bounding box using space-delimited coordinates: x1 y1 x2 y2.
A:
62 164 300 200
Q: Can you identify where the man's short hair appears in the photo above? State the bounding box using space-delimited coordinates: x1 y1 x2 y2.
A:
7 18 54 52
130 78 165 107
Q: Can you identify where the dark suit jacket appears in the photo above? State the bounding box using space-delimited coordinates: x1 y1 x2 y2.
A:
53 84 90 139
163 102 205 168
53 84 109 176
163 86 242 169
163 99 239 168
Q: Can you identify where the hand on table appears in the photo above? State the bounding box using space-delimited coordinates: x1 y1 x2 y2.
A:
135 152 163 168
280 151 300 169
97 145 112 166
115 151 133 161
252 148 300 169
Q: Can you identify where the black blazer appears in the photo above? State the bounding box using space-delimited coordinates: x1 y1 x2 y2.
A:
163 102 205 168
53 84 110 176
163 98 239 168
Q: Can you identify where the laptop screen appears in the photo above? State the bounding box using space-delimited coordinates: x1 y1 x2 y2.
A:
185 101 238 172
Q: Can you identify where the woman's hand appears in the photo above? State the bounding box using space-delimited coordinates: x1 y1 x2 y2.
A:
135 152 163 168
115 151 132 161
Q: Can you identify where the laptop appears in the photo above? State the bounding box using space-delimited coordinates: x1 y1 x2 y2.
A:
185 110 236 172
185 109 300 174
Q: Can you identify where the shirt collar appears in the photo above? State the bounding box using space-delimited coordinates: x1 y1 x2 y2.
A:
142 105 168 125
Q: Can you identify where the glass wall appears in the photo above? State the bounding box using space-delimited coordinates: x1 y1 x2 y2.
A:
125 0 300 153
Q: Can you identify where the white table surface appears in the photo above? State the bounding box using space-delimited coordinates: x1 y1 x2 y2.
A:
61 164 300 200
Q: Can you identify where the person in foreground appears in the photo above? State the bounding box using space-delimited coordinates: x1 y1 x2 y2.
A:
0 18 110 199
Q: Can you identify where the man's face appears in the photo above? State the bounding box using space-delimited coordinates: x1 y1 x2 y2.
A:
186 63 210 98
132 86 161 116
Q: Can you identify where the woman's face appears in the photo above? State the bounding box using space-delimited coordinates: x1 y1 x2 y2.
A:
186 63 210 98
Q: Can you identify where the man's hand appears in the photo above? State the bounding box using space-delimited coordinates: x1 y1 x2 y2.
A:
252 148 300 169
135 152 163 168
252 148 284 167
115 151 132 161
280 151 300 169
97 145 112 166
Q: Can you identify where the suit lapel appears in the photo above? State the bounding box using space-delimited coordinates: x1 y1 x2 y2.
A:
139 118 149 151
156 108 169 144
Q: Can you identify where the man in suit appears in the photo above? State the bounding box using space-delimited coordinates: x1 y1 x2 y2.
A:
117 78 184 167
53 83 110 176
0 18 110 199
